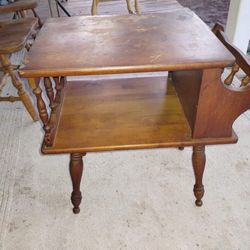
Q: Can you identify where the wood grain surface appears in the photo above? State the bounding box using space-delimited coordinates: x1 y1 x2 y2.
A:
20 9 234 77
42 76 238 154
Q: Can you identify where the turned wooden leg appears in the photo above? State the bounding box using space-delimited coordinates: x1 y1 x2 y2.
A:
135 0 141 15
0 54 38 121
91 0 98 15
69 153 86 214
192 145 206 207
126 0 134 14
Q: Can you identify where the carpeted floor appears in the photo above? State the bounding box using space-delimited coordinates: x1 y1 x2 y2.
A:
178 0 230 27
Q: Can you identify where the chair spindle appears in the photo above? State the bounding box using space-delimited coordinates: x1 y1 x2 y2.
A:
224 63 239 85
241 75 250 87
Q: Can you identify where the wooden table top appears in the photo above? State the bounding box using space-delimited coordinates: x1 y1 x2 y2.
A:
20 8 234 78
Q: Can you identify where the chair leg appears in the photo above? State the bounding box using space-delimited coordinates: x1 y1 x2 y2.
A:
69 153 86 214
192 145 206 207
91 0 98 15
126 0 134 14
0 54 38 121
135 0 141 15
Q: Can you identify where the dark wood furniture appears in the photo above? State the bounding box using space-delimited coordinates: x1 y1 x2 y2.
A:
0 0 42 120
20 9 250 214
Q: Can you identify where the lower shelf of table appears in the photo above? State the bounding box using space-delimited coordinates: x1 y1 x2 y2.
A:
42 76 238 154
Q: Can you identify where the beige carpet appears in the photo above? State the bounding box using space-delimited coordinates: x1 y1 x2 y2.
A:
0 102 24 248
0 70 250 249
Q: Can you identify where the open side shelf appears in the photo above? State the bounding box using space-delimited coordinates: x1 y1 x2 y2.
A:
42 76 237 154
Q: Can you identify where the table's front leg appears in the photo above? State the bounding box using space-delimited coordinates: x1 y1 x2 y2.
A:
69 153 86 214
192 145 206 207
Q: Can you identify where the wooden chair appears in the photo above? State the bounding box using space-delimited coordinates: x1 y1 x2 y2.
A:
0 0 42 27
0 0 42 121
212 23 250 87
91 0 141 15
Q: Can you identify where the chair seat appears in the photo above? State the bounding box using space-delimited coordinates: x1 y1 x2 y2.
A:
0 0 38 14
0 17 38 54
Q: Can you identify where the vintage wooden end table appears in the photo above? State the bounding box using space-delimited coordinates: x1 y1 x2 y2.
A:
19 9 250 214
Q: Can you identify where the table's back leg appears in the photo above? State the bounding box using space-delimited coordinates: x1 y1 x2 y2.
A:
69 153 86 214
192 145 206 207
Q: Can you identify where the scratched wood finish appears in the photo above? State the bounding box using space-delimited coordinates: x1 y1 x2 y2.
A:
20 9 234 78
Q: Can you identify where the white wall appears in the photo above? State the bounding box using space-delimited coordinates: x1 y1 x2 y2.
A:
226 0 250 53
